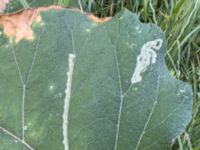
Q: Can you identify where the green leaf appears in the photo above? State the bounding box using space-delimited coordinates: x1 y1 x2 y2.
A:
0 8 192 150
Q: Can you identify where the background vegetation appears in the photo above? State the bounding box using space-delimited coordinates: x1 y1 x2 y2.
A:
4 0 200 149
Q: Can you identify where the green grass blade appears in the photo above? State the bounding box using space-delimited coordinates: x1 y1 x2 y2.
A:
19 0 30 8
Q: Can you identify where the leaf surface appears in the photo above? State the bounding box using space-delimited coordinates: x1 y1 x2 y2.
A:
0 8 192 150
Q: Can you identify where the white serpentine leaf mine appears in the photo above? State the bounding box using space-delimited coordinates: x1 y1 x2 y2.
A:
131 39 163 84
63 53 76 150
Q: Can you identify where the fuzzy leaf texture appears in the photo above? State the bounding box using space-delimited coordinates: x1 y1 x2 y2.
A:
0 8 192 150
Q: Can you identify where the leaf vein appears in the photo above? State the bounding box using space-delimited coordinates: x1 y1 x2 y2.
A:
135 75 160 150
0 126 34 150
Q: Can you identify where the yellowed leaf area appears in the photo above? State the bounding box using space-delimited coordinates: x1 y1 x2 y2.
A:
0 6 63 43
0 5 111 43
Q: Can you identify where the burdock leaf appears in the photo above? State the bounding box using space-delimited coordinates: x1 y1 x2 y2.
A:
0 8 192 150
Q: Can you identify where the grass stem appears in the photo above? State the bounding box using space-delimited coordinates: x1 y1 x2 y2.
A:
19 0 30 8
